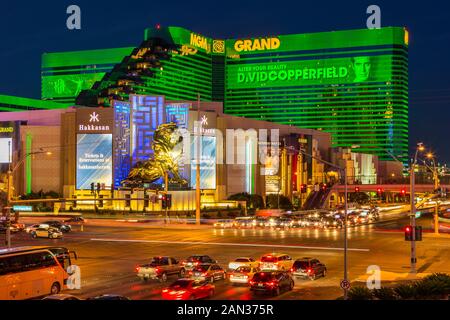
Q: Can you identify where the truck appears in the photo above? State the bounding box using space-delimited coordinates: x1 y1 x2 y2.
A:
136 256 186 282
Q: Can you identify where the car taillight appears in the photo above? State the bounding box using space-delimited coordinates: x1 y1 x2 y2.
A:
156 267 161 273
135 266 141 272
307 268 312 273
194 262 199 266
162 289 169 293
267 282 275 286
188 271 193 275
202 272 207 276
249 280 255 285
290 268 294 272
177 290 186 294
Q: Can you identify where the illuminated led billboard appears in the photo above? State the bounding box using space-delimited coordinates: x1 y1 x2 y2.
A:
0 138 12 163
42 73 105 99
76 134 113 190
227 55 392 89
190 136 216 189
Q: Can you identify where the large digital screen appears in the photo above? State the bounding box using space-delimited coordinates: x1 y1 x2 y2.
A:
227 55 393 89
0 138 12 163
190 136 216 189
76 134 112 190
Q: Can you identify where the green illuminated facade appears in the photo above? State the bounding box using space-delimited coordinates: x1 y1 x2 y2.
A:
41 47 135 104
0 94 69 112
42 26 409 162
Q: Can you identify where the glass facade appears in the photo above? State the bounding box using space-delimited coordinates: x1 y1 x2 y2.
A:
42 26 408 162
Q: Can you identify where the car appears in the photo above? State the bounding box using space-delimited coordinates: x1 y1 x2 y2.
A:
64 217 86 224
42 220 72 233
0 221 20 233
228 257 259 271
188 263 226 283
233 217 256 228
31 227 63 239
259 253 293 271
25 224 46 233
250 271 294 296
86 294 130 300
213 219 234 229
290 257 327 280
42 294 82 300
229 266 260 285
182 255 217 270
136 256 186 282
321 216 343 229
273 217 294 228
255 217 269 228
161 279 214 300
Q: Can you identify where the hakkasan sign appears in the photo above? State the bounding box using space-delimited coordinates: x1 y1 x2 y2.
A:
227 55 393 89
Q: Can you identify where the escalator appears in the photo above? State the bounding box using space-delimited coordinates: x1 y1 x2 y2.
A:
302 186 333 210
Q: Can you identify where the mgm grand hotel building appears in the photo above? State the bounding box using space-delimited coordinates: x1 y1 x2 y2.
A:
0 25 408 211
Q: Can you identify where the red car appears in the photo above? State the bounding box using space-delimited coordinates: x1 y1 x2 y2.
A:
161 279 215 300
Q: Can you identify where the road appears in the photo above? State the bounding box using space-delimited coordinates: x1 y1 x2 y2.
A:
2 212 450 300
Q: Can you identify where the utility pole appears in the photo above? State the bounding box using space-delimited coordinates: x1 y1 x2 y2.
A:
409 143 424 273
164 171 169 224
295 146 348 299
5 140 12 248
195 93 201 225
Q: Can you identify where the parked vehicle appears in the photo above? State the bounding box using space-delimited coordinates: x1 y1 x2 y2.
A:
250 271 294 296
188 263 226 283
136 256 185 282
161 279 214 300
213 220 234 229
233 217 256 228
290 257 327 280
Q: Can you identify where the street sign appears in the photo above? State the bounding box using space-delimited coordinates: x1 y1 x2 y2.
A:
340 279 351 290
415 211 422 218
12 205 32 212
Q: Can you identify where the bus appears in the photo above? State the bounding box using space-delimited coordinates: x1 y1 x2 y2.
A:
0 246 77 300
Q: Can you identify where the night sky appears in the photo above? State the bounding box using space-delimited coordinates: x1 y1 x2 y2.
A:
1 0 449 163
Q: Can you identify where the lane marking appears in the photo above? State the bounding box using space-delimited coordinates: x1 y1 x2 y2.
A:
90 238 370 252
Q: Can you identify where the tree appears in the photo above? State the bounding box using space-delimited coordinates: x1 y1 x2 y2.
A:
123 123 187 186
227 193 264 209
266 194 293 210
349 192 370 205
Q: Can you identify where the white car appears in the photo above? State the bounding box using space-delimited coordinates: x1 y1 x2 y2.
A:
228 257 259 271
259 253 293 271
42 294 82 300
31 227 63 239
25 224 50 233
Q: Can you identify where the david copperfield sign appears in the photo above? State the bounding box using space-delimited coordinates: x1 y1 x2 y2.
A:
76 108 114 134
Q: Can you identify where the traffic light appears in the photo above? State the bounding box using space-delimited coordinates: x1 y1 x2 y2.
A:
321 184 327 191
405 226 423 241
300 184 307 193
404 226 412 241
355 187 360 193
161 195 167 209
400 188 406 196
91 183 95 194
166 194 172 208
377 188 383 194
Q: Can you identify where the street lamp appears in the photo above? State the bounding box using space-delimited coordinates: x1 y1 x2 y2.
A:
422 152 440 234
409 142 425 273
4 147 52 248
292 146 349 299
